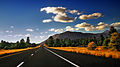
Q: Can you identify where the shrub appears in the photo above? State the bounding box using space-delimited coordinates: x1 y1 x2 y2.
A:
87 42 96 50
95 46 105 51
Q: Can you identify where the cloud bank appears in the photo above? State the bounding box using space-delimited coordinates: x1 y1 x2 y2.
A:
79 13 102 20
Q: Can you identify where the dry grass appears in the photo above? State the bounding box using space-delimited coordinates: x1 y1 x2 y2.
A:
0 45 40 55
49 47 120 59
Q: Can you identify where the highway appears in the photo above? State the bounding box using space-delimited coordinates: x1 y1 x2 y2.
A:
0 46 120 67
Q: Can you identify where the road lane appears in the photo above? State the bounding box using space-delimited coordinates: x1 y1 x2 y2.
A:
0 48 39 67
22 46 73 67
49 48 120 67
0 46 120 67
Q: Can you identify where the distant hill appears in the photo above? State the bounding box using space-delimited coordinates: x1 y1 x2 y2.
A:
50 31 109 40
40 29 120 45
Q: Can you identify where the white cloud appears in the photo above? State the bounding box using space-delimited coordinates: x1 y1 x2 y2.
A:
26 29 34 32
40 7 66 16
5 30 13 33
77 12 82 15
68 10 78 14
75 22 91 28
49 28 55 31
96 22 108 30
49 28 63 33
40 32 48 34
25 34 31 37
110 22 120 28
14 34 24 37
66 26 76 31
79 13 102 20
55 29 63 33
10 26 14 28
40 36 45 39
75 22 108 31
53 15 77 23
42 19 52 23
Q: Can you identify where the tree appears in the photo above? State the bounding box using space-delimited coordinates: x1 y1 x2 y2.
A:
48 36 54 47
87 42 96 50
109 26 117 37
53 39 60 47
20 39 25 43
19 39 26 48
109 32 120 50
26 37 30 44
65 38 71 47
99 34 104 46
102 37 110 47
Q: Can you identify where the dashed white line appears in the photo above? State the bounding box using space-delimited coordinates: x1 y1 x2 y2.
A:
31 54 34 56
44 47 80 67
17 62 24 67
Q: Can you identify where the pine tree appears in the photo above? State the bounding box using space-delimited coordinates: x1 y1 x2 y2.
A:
109 32 120 50
109 26 117 37
26 37 30 44
48 36 54 47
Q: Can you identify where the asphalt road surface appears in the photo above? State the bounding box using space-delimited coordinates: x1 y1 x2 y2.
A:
0 46 120 67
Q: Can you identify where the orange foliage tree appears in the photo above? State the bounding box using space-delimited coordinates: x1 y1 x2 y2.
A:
87 42 96 50
109 32 120 50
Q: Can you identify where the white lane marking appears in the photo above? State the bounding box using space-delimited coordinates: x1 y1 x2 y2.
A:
44 47 80 67
17 62 24 67
31 54 34 56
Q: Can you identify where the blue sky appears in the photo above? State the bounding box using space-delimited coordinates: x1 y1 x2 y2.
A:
0 0 120 43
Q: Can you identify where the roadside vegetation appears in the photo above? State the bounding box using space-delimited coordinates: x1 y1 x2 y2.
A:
0 37 38 50
0 45 40 55
0 37 40 56
45 26 120 59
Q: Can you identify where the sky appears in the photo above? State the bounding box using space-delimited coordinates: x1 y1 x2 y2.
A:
0 0 120 43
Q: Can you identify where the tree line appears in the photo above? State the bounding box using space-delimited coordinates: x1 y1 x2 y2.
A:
0 37 37 50
45 26 120 51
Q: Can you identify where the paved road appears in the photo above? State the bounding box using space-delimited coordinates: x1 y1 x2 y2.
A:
0 46 120 67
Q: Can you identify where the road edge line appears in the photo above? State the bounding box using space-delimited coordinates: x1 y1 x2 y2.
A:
44 47 80 67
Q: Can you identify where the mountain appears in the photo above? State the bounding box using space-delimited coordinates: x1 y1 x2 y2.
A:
51 31 109 40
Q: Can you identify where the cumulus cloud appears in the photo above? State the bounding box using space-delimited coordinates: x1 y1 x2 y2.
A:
96 22 108 30
75 22 108 31
79 13 102 20
66 26 76 31
42 19 52 23
40 7 66 16
5 30 13 33
75 22 91 28
110 22 120 28
68 10 78 14
25 34 31 37
26 29 34 32
49 28 63 33
53 15 77 23
49 28 55 31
